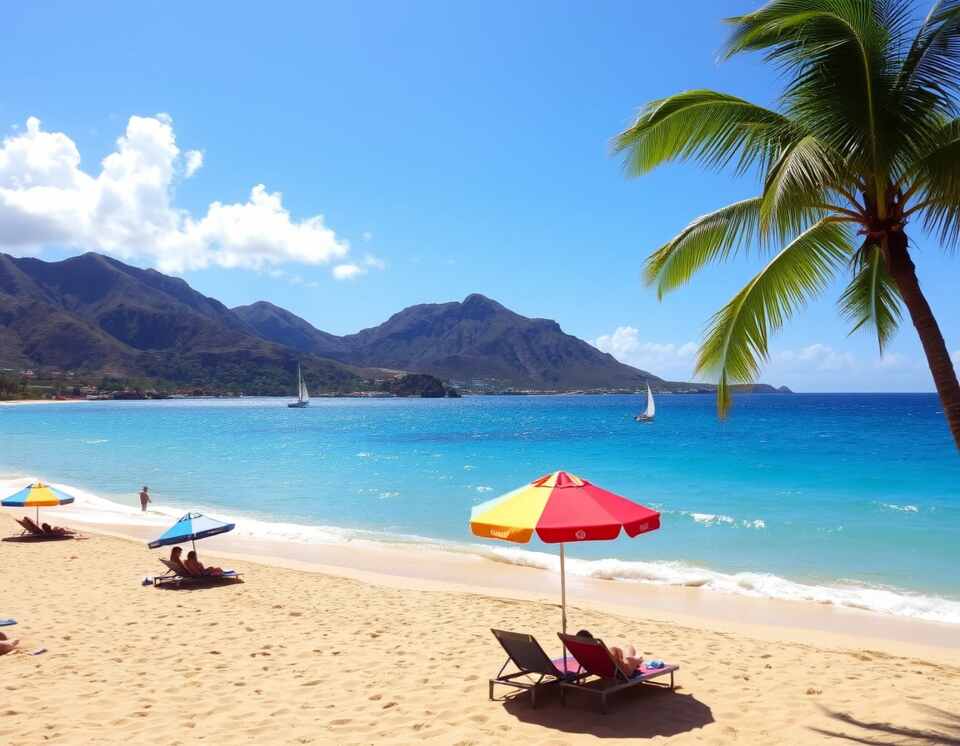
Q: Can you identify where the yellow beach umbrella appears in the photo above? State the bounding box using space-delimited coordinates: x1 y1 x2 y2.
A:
2 481 76 524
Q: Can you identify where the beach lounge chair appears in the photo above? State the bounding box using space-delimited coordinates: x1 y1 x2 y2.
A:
557 632 679 713
15 517 41 536
14 516 74 540
489 629 585 707
153 559 242 588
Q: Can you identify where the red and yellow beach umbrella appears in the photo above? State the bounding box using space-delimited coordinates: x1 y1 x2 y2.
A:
470 471 660 635
2 481 76 523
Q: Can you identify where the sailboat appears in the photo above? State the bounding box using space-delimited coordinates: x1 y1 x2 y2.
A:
635 383 655 422
287 363 310 408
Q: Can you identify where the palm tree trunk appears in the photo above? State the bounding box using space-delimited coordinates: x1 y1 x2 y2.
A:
886 233 960 451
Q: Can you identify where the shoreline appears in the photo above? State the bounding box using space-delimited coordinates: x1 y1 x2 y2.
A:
3 468 958 643
0 398 95 406
54 512 960 659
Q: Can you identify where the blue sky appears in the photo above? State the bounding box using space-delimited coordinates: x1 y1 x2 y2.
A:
1 0 956 391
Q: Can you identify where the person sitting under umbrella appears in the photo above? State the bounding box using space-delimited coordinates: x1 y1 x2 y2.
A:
184 550 223 577
168 546 190 576
576 629 644 676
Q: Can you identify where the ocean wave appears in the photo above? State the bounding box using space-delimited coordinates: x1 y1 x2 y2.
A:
672 510 766 529
3 474 958 625
881 503 919 513
478 545 960 625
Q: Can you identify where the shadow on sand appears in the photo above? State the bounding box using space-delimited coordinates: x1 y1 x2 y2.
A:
810 704 960 745
2 534 78 542
153 578 244 592
501 684 713 739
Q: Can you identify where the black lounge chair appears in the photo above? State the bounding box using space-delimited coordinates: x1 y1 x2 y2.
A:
557 632 678 713
13 516 75 540
154 558 242 588
489 629 585 707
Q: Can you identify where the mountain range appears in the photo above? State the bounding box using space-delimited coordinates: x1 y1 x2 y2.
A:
0 252 787 395
233 295 661 390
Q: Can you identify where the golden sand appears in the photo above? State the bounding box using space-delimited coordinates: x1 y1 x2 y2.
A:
2 520 959 745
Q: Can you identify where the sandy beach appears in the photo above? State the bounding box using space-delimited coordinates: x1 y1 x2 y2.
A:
3 515 959 746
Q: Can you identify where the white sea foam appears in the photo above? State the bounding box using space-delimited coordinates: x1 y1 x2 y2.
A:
3 474 958 625
881 503 919 513
670 509 766 529
478 545 960 625
688 512 735 525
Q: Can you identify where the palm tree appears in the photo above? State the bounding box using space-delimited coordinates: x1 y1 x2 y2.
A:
613 0 960 450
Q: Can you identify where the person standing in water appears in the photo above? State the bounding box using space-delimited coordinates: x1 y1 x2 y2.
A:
139 485 151 512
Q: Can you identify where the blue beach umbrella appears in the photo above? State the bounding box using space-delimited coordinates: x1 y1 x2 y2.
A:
2 481 76 523
147 512 235 551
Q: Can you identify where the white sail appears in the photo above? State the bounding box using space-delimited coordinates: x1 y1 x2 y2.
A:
644 384 655 418
300 373 310 402
288 363 310 407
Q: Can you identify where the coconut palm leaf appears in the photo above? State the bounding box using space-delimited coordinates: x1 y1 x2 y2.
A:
725 0 911 177
644 197 824 299
897 0 960 105
902 118 960 243
838 242 903 350
612 90 792 177
759 134 843 231
696 219 852 416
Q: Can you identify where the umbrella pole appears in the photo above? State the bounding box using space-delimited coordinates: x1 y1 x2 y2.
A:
559 543 567 635
559 543 568 661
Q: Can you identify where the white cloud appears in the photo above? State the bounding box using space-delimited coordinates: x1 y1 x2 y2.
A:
595 326 938 391
184 149 203 178
332 263 363 280
363 254 385 270
593 326 699 379
0 115 351 274
763 343 937 391
952 349 960 367
772 343 856 371
331 253 385 281
361 231 373 242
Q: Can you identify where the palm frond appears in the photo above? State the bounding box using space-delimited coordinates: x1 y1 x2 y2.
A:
644 198 763 298
695 219 852 416
612 90 791 177
760 134 843 231
897 1 960 109
724 0 911 182
904 117 960 244
838 241 903 351
644 197 825 299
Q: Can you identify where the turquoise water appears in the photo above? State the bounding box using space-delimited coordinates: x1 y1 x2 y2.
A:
3 394 959 619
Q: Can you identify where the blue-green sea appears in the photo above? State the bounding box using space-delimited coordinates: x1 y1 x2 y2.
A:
3 394 958 622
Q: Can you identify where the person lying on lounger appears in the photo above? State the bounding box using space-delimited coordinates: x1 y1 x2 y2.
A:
576 629 643 676
0 631 19 656
41 522 74 537
184 550 223 577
